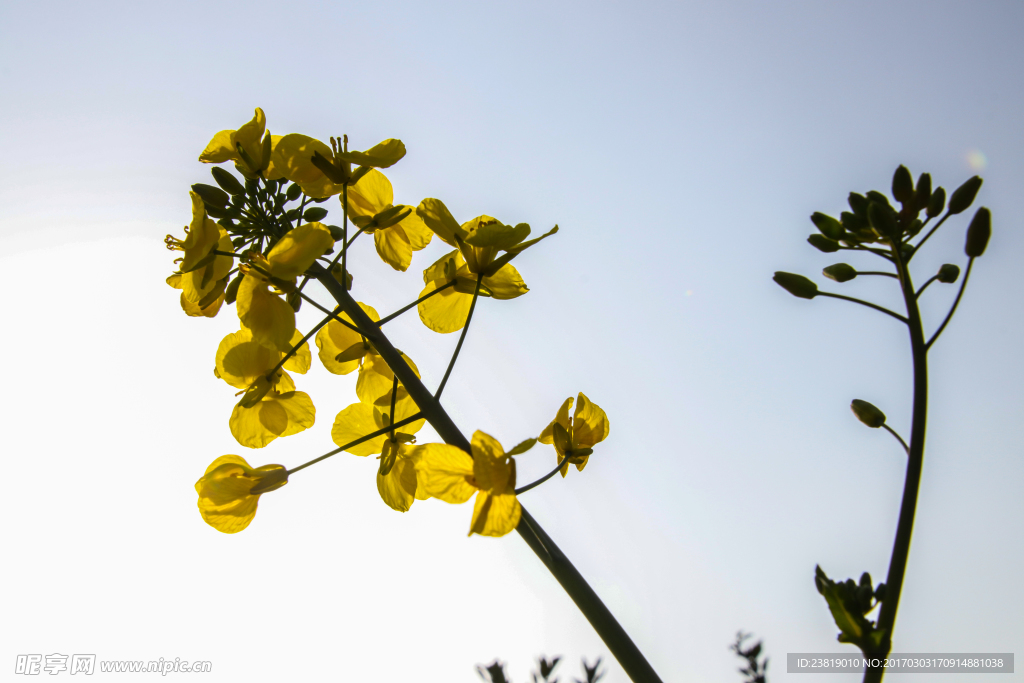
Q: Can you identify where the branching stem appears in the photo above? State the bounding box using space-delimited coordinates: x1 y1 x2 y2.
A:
516 458 567 495
286 412 424 475
435 274 483 400
925 259 974 350
817 292 909 324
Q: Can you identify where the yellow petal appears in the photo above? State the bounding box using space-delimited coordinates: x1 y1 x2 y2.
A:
376 451 418 512
336 138 406 168
232 108 267 170
482 263 528 300
346 168 393 217
266 222 334 279
282 327 312 374
572 392 609 449
331 402 387 456
237 275 295 352
229 391 314 448
538 397 573 445
355 351 420 407
416 198 464 247
180 289 224 318
194 455 286 534
471 430 511 493
374 226 413 271
417 281 473 334
413 443 476 504
198 130 237 164
215 328 278 390
469 490 521 537
398 210 433 251
271 134 345 198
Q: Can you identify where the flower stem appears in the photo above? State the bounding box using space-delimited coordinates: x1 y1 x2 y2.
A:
435 274 483 400
310 265 663 683
925 258 974 350
515 458 566 495
818 292 908 324
377 280 457 327
287 412 423 475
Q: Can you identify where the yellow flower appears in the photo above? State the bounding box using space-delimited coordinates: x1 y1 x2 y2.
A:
271 134 406 199
538 393 609 477
314 302 381 375
417 249 527 333
331 402 426 512
213 326 315 449
165 272 226 318
195 455 288 533
355 350 421 413
198 107 276 179
229 371 315 449
236 222 334 352
414 431 521 537
344 169 433 271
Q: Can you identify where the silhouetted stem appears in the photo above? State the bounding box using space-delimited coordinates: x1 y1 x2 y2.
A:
882 424 910 456
310 264 663 683
435 274 483 400
267 310 335 377
377 280 457 327
297 291 369 336
818 292 908 324
287 412 423 475
862 245 929 683
515 458 566 495
911 213 951 255
926 259 974 350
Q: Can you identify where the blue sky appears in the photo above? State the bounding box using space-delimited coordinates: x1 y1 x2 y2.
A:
2 1 1022 681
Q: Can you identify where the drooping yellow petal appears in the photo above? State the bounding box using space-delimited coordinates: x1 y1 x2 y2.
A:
373 226 414 271
180 289 225 318
266 222 334 279
376 450 418 512
346 168 393 217
198 108 266 169
331 402 387 456
469 490 521 537
355 351 421 408
471 430 512 494
399 210 433 251
216 328 279 390
282 328 312 374
237 275 295 352
413 443 476 504
335 138 406 168
482 263 528 300
229 390 314 448
417 281 474 334
572 392 610 449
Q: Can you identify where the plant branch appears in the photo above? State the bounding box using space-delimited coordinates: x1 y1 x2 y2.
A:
882 424 910 456
297 291 369 336
910 213 950 255
925 258 974 351
310 264 663 683
817 292 908 324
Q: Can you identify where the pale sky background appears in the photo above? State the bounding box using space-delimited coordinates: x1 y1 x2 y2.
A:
1 1 1022 682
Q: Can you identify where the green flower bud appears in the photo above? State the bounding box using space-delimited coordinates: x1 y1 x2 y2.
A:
964 207 991 257
892 165 914 204
866 191 894 211
848 192 868 217
224 272 243 305
808 234 841 252
286 183 302 201
948 175 982 215
191 183 229 208
287 290 302 313
211 167 246 195
868 202 898 236
823 263 857 282
936 263 960 283
811 212 844 240
773 272 819 299
927 186 946 217
851 399 886 428
303 207 329 222
327 224 345 241
914 173 932 212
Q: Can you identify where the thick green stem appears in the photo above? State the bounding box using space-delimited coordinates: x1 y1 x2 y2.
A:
862 246 928 683
310 264 663 683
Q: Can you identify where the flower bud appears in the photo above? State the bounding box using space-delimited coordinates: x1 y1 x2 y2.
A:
811 212 844 240
807 234 841 252
327 224 345 241
848 192 868 217
773 272 818 299
224 272 243 304
964 207 991 257
892 165 914 205
286 182 303 201
287 290 302 313
936 263 960 283
303 207 329 222
823 263 857 282
868 202 898 237
927 187 946 217
851 399 886 428
948 175 982 215
211 167 246 195
914 173 932 212
191 183 229 209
